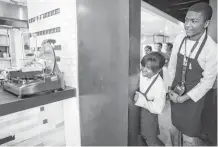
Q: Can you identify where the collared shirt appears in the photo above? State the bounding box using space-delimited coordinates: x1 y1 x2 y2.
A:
162 66 171 89
135 72 167 114
168 31 217 102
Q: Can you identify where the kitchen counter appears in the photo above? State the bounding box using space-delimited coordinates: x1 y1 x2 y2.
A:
0 86 76 117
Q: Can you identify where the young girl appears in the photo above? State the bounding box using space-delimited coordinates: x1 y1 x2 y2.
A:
134 52 167 146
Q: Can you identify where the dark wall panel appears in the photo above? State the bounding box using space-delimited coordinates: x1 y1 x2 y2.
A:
208 0 217 42
77 0 130 145
128 0 141 145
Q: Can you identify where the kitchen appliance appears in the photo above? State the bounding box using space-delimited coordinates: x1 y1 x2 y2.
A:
2 39 65 98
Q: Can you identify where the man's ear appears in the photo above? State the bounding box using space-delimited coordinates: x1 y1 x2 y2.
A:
204 20 210 29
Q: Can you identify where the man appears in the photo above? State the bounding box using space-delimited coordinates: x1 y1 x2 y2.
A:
168 2 217 146
144 45 152 55
155 43 162 52
166 43 173 57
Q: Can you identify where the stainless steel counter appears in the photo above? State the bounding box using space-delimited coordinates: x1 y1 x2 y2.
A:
0 86 76 117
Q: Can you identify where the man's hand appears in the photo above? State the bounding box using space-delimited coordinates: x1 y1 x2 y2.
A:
177 94 191 103
169 90 179 103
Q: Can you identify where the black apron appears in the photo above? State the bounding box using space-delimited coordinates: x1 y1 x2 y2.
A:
201 88 217 145
171 35 207 137
139 74 160 139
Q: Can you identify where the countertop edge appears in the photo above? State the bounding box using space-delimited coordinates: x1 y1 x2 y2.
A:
0 87 76 117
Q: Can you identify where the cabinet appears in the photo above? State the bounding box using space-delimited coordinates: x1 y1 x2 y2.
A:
0 28 12 70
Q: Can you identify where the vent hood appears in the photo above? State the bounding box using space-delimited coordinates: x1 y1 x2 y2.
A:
0 1 28 28
0 1 28 21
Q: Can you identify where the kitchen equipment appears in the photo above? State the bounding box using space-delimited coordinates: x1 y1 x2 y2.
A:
3 39 65 98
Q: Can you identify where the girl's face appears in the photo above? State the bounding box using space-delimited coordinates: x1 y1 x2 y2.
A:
141 61 157 78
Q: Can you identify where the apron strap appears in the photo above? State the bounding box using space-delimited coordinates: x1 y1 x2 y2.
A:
138 74 159 101
194 33 208 60
159 69 163 79
178 37 186 53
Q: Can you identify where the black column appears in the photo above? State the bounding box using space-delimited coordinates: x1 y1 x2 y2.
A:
77 0 141 145
128 0 141 146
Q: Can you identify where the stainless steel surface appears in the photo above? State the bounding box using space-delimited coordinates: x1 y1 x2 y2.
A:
0 19 28 28
0 86 76 117
77 0 141 145
0 1 28 21
3 75 62 97
3 41 65 97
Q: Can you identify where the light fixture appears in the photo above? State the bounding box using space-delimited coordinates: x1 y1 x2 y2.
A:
10 0 26 5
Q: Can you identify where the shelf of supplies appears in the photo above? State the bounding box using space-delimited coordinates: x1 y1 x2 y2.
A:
0 57 12 60
0 34 8 36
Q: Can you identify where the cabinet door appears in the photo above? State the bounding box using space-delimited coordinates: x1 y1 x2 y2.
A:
0 35 9 47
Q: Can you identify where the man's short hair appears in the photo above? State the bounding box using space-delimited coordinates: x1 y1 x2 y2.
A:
167 43 173 51
141 52 165 73
144 45 152 51
188 2 213 21
156 43 162 48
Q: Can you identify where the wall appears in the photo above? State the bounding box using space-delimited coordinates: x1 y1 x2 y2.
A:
26 0 80 146
208 0 217 43
0 102 65 146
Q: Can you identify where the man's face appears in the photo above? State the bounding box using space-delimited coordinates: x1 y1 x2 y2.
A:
144 47 151 55
155 44 161 52
184 11 207 37
166 47 172 53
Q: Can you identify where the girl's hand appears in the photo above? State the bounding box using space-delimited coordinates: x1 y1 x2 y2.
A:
134 91 139 102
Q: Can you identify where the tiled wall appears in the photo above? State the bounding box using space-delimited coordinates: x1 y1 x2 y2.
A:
27 0 78 88
26 0 80 146
0 101 65 146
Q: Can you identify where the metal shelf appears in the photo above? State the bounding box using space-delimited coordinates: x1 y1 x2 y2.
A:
0 34 8 36
0 57 12 60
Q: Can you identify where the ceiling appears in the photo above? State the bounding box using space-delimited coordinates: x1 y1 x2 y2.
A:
143 0 209 22
141 8 184 36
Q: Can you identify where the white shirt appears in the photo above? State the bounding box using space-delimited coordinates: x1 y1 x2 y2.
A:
168 31 217 102
162 66 171 89
135 72 167 114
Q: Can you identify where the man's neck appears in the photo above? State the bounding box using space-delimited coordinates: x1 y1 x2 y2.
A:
188 31 205 41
